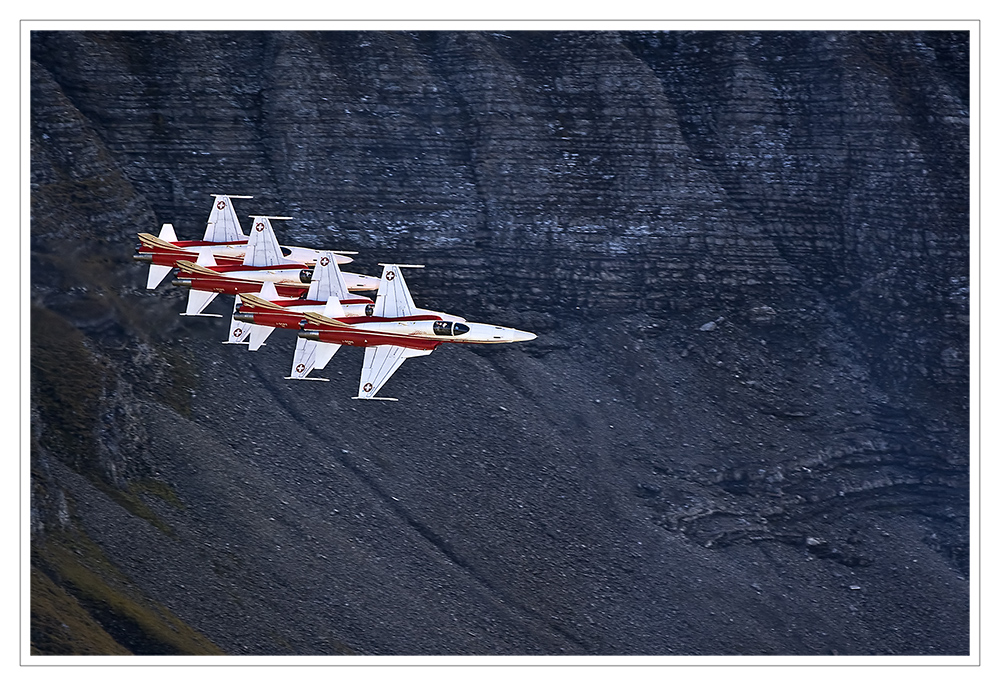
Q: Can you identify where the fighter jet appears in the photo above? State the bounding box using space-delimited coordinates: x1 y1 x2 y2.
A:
133 194 357 289
169 215 380 317
225 250 374 350
237 262 535 400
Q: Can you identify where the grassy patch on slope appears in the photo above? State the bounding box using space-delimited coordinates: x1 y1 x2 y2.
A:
32 527 225 656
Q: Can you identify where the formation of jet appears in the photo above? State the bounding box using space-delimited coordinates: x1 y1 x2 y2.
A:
135 194 536 400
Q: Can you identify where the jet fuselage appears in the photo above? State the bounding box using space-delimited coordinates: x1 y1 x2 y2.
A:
171 261 380 296
134 236 355 268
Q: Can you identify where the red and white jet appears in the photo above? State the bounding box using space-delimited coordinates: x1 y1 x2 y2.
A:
224 250 374 350
168 215 380 317
235 262 535 400
133 194 357 289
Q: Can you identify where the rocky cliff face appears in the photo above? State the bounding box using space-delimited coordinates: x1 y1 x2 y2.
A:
29 30 969 656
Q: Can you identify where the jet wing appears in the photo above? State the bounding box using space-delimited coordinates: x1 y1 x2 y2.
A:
353 344 434 401
146 264 173 290
181 289 220 317
285 337 340 381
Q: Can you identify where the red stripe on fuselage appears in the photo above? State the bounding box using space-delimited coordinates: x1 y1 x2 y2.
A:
171 240 249 248
274 283 309 298
238 307 420 327
209 263 309 273
145 251 244 267
180 274 309 297
338 315 441 324
269 296 372 308
246 312 305 329
309 328 441 350
270 299 326 308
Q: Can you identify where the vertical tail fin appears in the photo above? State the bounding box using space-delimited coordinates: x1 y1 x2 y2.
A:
307 250 348 318
244 216 294 267
203 194 250 243
306 251 350 303
373 264 423 319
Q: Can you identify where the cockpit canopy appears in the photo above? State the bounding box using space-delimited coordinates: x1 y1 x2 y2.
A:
432 320 470 336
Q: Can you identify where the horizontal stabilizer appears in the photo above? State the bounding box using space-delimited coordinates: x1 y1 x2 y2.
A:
248 324 275 351
258 281 280 301
158 223 178 242
195 250 218 267
315 340 340 369
183 288 219 316
146 263 172 290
